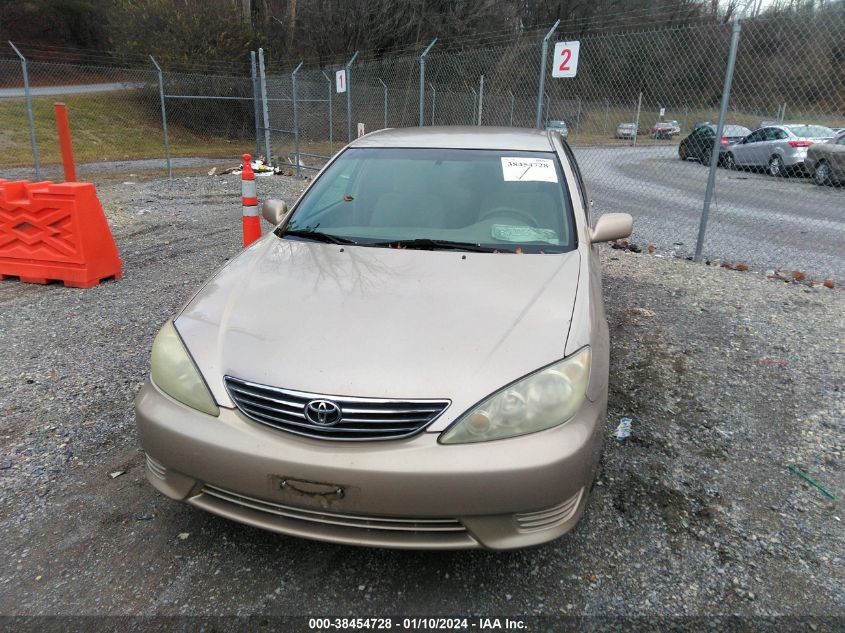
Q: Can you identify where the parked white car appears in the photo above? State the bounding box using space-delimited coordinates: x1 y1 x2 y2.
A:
615 123 638 139
723 124 836 176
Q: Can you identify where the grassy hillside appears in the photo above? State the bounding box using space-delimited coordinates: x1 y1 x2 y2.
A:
0 90 250 169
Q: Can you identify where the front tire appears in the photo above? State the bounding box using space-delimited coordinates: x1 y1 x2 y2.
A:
813 161 832 186
724 152 736 170
768 155 786 177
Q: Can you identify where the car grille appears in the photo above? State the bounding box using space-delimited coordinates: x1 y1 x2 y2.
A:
514 488 584 532
201 484 467 533
224 376 450 441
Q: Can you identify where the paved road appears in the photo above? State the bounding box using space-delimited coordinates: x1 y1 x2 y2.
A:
0 82 143 99
574 145 845 281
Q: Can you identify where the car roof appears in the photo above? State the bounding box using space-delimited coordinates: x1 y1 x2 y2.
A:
349 126 554 151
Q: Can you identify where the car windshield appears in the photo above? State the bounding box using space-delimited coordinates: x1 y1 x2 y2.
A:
619 123 635 128
722 125 751 136
279 148 576 254
785 124 834 138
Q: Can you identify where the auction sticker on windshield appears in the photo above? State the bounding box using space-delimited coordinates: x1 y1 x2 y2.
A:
501 157 558 182
492 224 559 243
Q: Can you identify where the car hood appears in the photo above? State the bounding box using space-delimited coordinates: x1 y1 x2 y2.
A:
176 237 581 422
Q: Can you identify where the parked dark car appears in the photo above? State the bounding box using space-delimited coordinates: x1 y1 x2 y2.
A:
678 124 752 164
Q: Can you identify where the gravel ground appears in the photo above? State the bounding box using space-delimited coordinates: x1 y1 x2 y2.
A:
0 174 842 629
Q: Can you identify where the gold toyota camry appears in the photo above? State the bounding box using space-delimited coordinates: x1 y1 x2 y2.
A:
135 126 632 550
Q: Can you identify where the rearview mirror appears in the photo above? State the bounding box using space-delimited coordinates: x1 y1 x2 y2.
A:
261 199 289 225
590 213 633 244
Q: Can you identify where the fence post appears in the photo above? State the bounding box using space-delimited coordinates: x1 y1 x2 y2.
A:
633 91 642 147
544 93 550 126
321 70 333 153
292 61 303 177
418 38 437 127
535 20 560 129
9 42 41 180
574 95 582 143
682 104 689 134
250 51 261 157
378 78 388 129
603 98 609 136
695 17 743 263
477 75 484 126
346 51 358 142
471 88 477 125
509 91 515 127
258 48 272 163
149 55 172 179
429 83 436 126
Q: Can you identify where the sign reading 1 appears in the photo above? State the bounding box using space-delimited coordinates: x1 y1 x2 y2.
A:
551 41 580 78
336 69 347 93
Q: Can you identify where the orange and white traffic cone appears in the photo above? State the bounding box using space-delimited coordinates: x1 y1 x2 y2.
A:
241 153 261 247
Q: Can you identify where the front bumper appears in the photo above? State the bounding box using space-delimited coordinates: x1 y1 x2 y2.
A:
135 379 605 550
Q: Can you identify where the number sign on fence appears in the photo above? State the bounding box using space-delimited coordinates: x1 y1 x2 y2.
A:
552 41 580 78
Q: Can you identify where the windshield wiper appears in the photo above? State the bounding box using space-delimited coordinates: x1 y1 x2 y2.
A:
280 229 358 245
371 238 500 253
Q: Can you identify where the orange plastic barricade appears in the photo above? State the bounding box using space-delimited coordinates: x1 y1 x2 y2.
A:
0 179 122 288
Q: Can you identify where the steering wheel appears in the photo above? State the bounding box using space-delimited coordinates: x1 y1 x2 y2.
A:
478 206 538 227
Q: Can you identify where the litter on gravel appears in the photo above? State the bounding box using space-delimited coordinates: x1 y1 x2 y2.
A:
614 418 633 440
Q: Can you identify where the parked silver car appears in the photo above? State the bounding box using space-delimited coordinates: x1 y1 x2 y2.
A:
806 132 845 186
615 122 638 139
723 124 836 176
545 119 569 138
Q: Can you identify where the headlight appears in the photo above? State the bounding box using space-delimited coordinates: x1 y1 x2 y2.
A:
440 347 591 444
150 320 219 417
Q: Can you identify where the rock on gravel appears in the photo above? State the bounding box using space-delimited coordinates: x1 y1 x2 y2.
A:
0 174 842 624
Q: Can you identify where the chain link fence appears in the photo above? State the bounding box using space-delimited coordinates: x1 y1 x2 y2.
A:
1 12 843 280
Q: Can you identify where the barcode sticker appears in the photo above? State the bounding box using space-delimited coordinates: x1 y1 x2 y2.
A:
501 157 558 183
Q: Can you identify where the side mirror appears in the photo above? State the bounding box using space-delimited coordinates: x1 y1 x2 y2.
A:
590 213 633 244
261 199 289 225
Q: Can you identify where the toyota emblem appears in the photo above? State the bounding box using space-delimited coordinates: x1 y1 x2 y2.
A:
304 399 342 426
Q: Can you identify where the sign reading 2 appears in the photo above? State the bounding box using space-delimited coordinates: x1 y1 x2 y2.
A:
552 41 580 78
